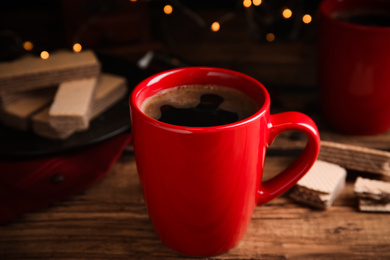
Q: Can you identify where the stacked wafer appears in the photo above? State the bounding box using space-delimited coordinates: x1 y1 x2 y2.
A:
0 50 100 93
32 74 127 139
0 50 128 140
0 87 57 131
289 160 347 209
354 177 390 213
319 141 390 176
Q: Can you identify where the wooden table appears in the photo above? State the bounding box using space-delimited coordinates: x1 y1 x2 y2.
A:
1 38 390 259
1 141 389 259
1 93 390 260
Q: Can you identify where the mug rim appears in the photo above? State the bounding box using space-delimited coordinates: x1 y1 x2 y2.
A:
320 0 390 32
130 66 270 133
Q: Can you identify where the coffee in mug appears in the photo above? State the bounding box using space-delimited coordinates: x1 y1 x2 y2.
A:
333 10 390 27
141 84 259 127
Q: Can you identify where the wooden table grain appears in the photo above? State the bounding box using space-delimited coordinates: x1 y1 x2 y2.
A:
1 140 390 259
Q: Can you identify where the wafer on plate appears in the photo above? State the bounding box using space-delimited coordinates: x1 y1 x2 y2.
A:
49 77 98 131
0 50 100 94
92 74 127 116
354 177 390 213
0 91 27 108
0 87 57 130
32 74 127 139
289 160 347 209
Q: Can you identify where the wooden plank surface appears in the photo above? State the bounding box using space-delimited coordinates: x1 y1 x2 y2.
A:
0 152 389 259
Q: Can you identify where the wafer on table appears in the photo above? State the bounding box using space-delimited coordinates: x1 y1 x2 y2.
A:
0 50 100 94
358 199 390 213
354 177 390 213
319 141 390 176
32 74 127 139
354 177 390 201
0 87 57 130
289 160 347 209
49 77 98 131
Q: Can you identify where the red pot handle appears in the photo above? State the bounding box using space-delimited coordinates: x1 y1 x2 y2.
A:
257 112 321 205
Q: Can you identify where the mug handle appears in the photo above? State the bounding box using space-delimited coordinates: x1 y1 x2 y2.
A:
257 112 321 205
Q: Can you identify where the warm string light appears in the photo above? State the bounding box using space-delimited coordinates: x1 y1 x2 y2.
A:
243 0 262 7
282 8 292 19
302 14 312 24
23 41 33 51
164 5 173 15
266 33 275 42
157 2 312 38
211 22 220 32
253 0 262 6
22 41 83 54
21 2 314 52
40 51 49 59
27 0 314 56
243 0 251 8
73 43 82 52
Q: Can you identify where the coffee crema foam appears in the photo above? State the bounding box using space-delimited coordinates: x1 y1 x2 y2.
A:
141 84 259 123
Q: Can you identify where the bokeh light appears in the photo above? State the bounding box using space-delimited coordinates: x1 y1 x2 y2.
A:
302 14 312 24
253 0 262 6
243 0 252 8
73 43 82 52
23 41 33 51
266 33 275 42
40 51 49 59
164 5 173 15
211 22 220 32
282 8 292 19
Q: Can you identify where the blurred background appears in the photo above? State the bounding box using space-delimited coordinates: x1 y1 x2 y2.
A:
0 0 322 93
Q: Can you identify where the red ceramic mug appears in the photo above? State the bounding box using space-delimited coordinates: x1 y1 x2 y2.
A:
129 67 320 257
318 0 390 135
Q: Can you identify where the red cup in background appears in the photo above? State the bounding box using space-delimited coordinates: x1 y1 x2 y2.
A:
318 0 390 135
129 67 320 257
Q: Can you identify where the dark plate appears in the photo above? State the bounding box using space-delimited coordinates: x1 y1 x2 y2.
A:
0 54 149 157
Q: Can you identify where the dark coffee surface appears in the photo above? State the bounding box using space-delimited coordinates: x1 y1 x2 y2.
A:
158 94 239 127
141 84 259 127
334 10 390 27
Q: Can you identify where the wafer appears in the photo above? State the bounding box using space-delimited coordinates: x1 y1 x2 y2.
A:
354 177 390 202
0 87 57 130
319 141 390 176
0 50 100 94
32 74 127 139
354 177 390 213
289 160 347 209
92 74 127 116
0 91 26 108
49 77 98 131
358 198 390 213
